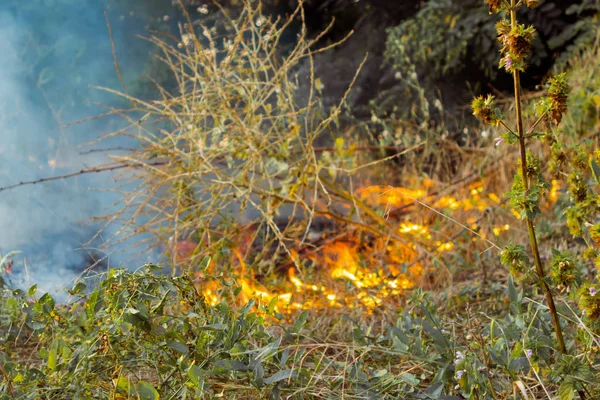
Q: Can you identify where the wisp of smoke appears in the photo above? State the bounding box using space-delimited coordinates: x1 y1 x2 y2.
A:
0 0 174 297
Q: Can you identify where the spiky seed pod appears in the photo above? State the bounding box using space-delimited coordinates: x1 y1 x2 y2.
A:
525 151 542 180
550 249 581 289
471 95 502 125
525 0 540 8
549 142 567 178
500 244 530 275
569 172 588 203
496 20 511 52
485 0 503 13
591 224 600 247
507 25 536 61
578 284 600 321
572 146 588 171
496 19 511 38
583 248 598 260
566 206 584 237
548 73 570 125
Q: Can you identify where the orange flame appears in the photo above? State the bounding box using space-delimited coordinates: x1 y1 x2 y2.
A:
180 180 533 312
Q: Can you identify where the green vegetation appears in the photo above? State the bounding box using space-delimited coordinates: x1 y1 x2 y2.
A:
0 264 512 399
385 0 600 81
2 1 600 399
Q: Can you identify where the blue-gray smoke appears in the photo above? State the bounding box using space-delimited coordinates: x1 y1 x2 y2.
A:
0 0 179 296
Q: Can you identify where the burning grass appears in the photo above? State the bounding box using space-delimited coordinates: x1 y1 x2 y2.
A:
91 1 496 314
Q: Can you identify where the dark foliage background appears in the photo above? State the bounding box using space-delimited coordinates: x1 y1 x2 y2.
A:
181 0 599 118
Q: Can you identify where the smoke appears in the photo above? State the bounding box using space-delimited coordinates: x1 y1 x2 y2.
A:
0 0 175 297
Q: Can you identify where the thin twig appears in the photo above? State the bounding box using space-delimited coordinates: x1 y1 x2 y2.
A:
105 12 128 95
79 147 137 155
0 161 168 193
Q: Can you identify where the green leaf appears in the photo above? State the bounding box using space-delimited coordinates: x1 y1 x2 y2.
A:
510 341 523 360
279 348 289 368
28 284 38 297
87 289 102 319
240 299 255 317
27 321 46 331
144 263 163 273
39 293 55 314
315 77 324 92
425 382 444 398
215 359 248 371
69 282 87 295
166 341 189 355
398 372 419 386
13 372 24 383
198 256 211 271
124 310 151 332
137 381 160 400
198 323 224 331
230 342 247 357
150 291 170 314
293 310 309 334
422 321 448 350
268 296 278 315
253 361 264 384
115 376 133 394
47 342 58 372
187 365 204 389
392 335 409 353
334 137 345 154
266 158 289 175
590 158 600 185
558 381 575 400
264 369 296 385
372 369 388 378
508 275 518 304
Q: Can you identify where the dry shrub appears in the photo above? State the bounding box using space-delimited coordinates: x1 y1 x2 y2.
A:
91 1 523 309
95 1 399 281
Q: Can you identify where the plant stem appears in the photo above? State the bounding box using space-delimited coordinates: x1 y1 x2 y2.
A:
509 0 567 354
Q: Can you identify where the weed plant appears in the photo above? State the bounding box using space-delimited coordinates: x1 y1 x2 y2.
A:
467 0 600 398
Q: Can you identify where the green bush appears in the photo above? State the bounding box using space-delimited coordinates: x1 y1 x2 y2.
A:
385 0 600 82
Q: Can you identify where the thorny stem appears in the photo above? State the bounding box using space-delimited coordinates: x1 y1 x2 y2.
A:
509 0 567 355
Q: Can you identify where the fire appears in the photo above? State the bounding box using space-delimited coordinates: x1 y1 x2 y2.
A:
177 180 530 312
357 185 427 207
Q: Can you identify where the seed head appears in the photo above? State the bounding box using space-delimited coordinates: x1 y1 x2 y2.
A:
525 0 540 7
485 0 503 13
472 95 502 125
548 73 570 125
507 24 536 61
